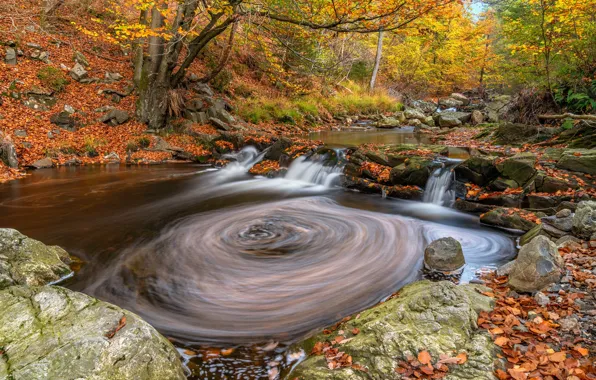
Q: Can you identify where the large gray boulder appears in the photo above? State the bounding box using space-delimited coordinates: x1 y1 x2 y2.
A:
0 286 186 380
404 108 426 122
5 47 17 65
508 236 564 293
290 281 495 380
100 109 130 126
494 123 538 145
424 237 465 272
450 93 470 106
556 149 596 175
390 157 440 187
437 112 471 128
496 153 536 186
572 201 596 239
455 156 499 186
0 229 72 290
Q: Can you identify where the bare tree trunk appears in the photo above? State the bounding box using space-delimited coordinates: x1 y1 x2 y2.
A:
369 28 384 92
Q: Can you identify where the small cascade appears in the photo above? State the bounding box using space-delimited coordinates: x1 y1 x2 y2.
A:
284 149 345 187
423 162 459 206
218 146 266 179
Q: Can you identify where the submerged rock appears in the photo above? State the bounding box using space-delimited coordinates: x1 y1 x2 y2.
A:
0 286 186 380
424 237 465 272
289 281 495 380
508 236 564 293
0 228 71 290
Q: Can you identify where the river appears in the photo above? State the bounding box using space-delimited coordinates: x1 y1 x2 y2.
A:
0 129 516 379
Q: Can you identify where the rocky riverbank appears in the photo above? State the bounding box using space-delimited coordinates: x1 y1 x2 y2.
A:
0 228 186 380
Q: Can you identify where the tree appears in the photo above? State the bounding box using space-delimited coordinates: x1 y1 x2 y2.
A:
104 0 458 129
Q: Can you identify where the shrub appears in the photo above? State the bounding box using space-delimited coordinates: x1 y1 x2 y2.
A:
137 137 151 148
126 141 139 152
37 66 69 92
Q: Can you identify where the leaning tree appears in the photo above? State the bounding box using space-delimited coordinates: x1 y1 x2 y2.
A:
108 0 458 129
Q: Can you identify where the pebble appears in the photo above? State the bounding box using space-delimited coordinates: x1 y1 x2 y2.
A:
534 292 550 306
555 209 572 218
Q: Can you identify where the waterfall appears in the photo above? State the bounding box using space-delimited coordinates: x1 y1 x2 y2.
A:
218 146 267 179
423 162 458 206
284 150 344 187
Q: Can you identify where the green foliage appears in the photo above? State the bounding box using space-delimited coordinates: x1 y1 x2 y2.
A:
561 119 574 130
554 81 596 113
37 66 69 92
349 61 372 83
137 137 151 148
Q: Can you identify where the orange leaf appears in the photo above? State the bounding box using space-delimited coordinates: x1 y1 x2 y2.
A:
456 352 467 364
573 346 588 357
418 350 432 365
495 337 510 347
548 352 567 362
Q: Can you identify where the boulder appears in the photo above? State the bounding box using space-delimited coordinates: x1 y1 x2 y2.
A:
455 156 499 186
5 47 17 65
0 229 71 290
407 118 422 127
480 208 537 231
104 72 123 82
508 236 564 292
424 237 465 272
69 62 88 81
193 83 214 97
437 112 471 128
0 132 18 168
0 286 186 380
534 172 577 193
290 281 495 380
497 153 536 186
404 108 426 122
50 111 78 131
572 201 596 239
439 97 464 109
470 110 484 125
542 213 573 232
556 149 596 175
486 95 512 123
185 98 206 112
390 157 440 187
100 109 130 126
375 116 401 128
30 49 49 63
209 117 231 131
265 137 293 161
29 157 53 169
494 123 538 145
450 93 470 106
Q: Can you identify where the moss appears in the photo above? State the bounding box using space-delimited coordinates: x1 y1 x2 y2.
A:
36 66 69 93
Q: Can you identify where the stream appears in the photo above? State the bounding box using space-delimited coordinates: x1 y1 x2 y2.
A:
0 128 517 379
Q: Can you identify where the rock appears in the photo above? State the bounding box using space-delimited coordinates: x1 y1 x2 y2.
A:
450 93 470 106
497 153 536 186
290 281 495 380
209 117 231 131
69 62 88 81
188 73 200 82
455 156 499 186
439 97 464 109
30 49 49 62
265 137 293 161
556 209 572 218
495 123 538 145
64 104 75 114
497 261 516 277
471 110 484 125
423 116 435 127
104 72 123 82
508 236 564 293
390 157 440 187
486 95 512 123
375 116 401 128
104 152 120 161
13 129 27 137
519 225 552 246
534 292 550 306
558 316 579 332
100 109 130 126
0 132 18 168
542 214 573 232
480 208 537 231
404 108 426 122
556 235 581 250
424 237 465 272
186 98 206 112
5 47 17 65
0 229 71 289
26 42 42 50
193 83 214 97
437 112 470 128
0 286 185 380
407 118 422 127
572 201 596 239
73 50 89 67
534 173 577 193
556 149 596 175
29 157 53 169
50 111 78 131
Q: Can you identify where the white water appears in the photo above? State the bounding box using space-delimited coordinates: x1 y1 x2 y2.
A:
219 146 344 188
423 163 458 206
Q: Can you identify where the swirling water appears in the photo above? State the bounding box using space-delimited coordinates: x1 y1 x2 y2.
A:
0 147 516 379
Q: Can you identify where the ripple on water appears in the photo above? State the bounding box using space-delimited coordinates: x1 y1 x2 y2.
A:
85 196 514 346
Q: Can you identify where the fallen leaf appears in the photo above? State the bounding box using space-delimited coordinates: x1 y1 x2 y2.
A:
548 351 566 362
418 350 432 365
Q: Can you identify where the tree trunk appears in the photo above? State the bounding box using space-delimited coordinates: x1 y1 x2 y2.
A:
369 28 384 92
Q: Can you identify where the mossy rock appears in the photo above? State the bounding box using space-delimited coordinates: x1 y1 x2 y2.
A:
0 228 72 290
390 157 440 187
496 153 537 186
288 281 495 380
556 149 596 175
0 286 186 380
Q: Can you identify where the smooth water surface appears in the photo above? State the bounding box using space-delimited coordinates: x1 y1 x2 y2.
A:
307 127 431 146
